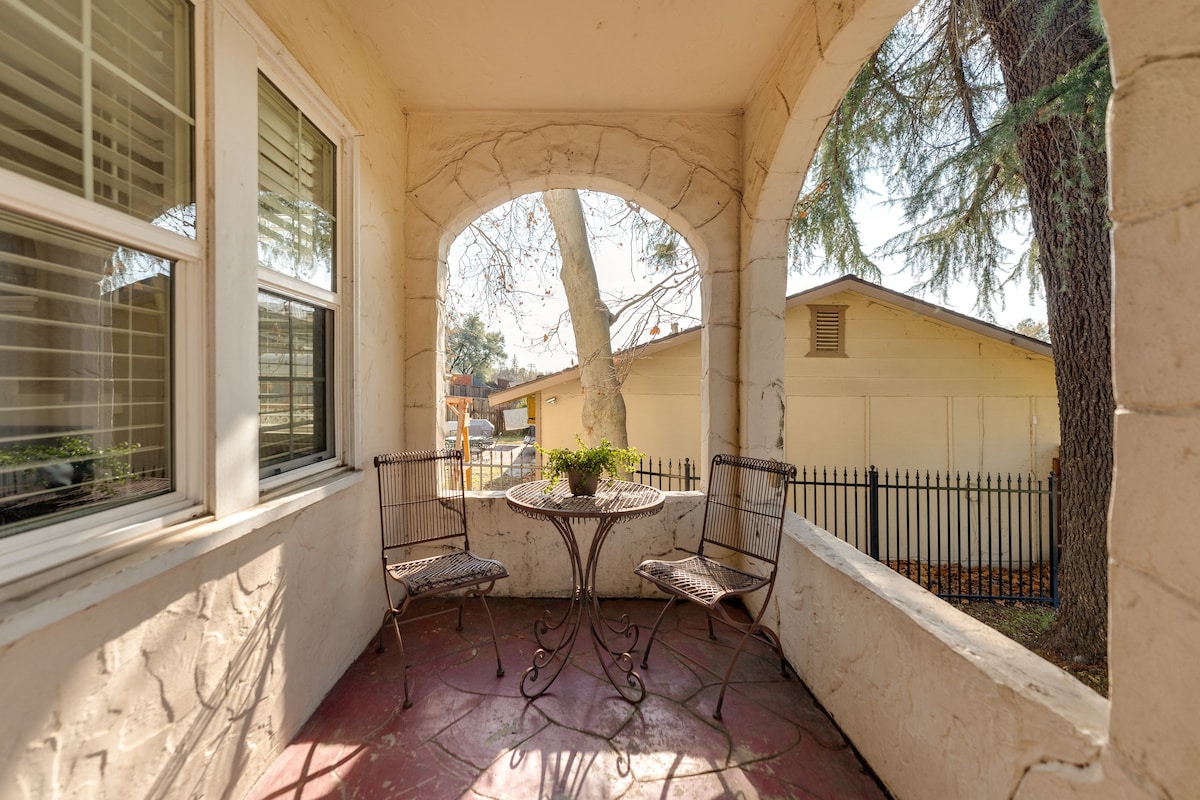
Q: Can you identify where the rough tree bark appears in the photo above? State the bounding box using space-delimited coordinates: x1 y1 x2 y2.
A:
978 0 1112 660
542 189 630 450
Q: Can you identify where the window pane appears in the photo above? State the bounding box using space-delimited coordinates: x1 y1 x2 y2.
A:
0 0 194 231
0 208 172 536
257 77 335 291
258 292 329 473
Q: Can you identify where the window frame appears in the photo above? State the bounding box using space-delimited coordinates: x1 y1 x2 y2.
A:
0 0 206 585
0 0 361 586
253 51 358 494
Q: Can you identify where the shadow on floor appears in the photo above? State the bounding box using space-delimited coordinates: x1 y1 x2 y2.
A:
245 597 889 800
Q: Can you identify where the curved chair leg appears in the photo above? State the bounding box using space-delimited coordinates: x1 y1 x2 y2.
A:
375 608 393 654
713 629 755 720
753 623 788 676
712 604 775 720
640 596 678 669
389 613 413 709
476 590 505 677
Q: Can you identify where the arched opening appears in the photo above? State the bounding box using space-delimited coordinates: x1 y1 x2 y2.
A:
441 189 706 489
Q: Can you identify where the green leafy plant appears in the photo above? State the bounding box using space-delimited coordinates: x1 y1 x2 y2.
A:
537 436 642 493
0 436 139 493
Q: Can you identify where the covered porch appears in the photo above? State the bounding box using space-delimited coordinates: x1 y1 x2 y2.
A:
0 0 1195 799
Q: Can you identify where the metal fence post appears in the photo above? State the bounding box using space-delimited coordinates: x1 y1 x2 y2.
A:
868 465 880 560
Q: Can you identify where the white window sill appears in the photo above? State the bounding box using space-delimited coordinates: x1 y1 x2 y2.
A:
0 468 362 648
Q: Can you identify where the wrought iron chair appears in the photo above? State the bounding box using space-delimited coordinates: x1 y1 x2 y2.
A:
635 453 797 719
374 449 508 708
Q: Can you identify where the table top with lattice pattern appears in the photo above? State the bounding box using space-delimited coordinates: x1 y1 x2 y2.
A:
505 479 664 521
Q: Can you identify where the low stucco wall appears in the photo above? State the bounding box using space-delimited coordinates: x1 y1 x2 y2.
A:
746 514 1109 799
0 477 380 800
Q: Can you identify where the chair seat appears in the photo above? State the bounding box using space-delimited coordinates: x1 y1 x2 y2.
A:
387 550 508 598
635 554 768 608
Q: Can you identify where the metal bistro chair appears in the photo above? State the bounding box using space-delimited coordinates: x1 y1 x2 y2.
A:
635 453 797 719
374 449 509 708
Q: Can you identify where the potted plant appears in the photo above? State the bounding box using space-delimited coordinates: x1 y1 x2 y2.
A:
538 436 642 496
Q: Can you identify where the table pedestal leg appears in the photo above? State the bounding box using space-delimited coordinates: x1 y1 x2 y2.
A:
521 516 584 699
584 517 646 703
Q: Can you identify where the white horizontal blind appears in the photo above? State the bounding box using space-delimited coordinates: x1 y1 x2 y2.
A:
257 77 335 292
0 208 172 536
0 0 194 228
257 74 336 476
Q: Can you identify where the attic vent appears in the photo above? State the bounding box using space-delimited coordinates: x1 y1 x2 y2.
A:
808 305 847 357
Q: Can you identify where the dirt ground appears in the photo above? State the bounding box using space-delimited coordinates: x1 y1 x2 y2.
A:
956 600 1108 696
885 560 1107 696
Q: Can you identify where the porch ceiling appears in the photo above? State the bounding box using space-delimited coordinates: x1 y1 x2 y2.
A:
338 0 805 112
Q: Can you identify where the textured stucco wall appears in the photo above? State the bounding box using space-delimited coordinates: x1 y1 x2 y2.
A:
743 516 1109 800
0 480 378 800
0 0 408 797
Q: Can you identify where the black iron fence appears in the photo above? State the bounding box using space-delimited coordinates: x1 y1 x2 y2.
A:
791 466 1058 605
462 447 1058 604
460 448 702 493
633 456 701 491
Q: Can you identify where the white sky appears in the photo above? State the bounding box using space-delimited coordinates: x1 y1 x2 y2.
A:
450 195 1046 375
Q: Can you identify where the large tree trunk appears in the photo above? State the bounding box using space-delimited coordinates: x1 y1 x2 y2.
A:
542 189 630 450
978 0 1112 661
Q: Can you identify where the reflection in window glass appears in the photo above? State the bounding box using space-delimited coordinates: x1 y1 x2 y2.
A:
258 291 329 473
257 78 335 292
0 209 173 536
0 0 195 232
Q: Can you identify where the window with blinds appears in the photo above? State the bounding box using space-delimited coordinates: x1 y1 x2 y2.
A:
808 304 847 357
0 209 172 536
0 0 190 538
257 77 335 292
258 291 328 471
0 0 195 230
257 74 336 477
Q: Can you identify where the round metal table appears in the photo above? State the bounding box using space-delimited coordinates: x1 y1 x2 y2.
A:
505 478 665 702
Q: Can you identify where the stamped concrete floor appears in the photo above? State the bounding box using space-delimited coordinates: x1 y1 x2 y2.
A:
245 597 889 800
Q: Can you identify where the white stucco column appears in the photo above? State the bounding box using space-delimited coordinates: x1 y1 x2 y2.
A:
1102 2 1200 797
738 215 789 461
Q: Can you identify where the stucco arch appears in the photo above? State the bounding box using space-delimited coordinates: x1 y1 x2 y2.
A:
403 115 744 458
731 0 924 460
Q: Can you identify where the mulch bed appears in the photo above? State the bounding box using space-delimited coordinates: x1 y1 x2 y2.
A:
885 559 1055 601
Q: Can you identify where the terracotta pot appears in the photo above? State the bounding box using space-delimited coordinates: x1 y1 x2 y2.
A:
566 469 600 496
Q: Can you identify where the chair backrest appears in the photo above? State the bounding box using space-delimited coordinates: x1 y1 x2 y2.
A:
698 454 797 568
374 449 470 555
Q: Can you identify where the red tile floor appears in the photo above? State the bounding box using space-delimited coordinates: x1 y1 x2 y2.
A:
245 597 889 800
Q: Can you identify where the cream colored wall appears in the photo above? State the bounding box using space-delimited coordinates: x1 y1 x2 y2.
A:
536 292 1058 479
0 1 409 798
535 337 705 463
751 515 1110 799
783 291 1059 477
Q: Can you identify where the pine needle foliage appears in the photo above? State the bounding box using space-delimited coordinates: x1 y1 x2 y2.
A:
790 0 1108 323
